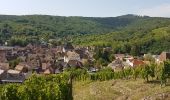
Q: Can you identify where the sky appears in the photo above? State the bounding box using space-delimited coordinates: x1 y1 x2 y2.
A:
0 0 170 17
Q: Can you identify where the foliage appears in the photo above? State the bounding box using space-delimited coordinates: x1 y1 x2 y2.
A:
90 68 114 81
1 61 170 99
64 62 169 85
1 15 170 55
0 74 72 100
93 47 114 66
160 60 170 86
9 58 20 69
73 16 170 55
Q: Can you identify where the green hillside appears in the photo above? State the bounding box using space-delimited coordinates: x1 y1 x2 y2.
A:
73 16 170 55
1 14 170 54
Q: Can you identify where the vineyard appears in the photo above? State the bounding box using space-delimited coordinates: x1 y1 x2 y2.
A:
0 61 170 100
0 73 72 100
67 60 170 86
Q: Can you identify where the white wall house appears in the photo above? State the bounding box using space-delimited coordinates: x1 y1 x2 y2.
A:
126 59 133 67
64 51 80 63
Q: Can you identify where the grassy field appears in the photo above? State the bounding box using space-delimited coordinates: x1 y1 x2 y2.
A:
73 79 170 100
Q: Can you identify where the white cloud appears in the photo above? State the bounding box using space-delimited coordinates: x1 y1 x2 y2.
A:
138 4 170 17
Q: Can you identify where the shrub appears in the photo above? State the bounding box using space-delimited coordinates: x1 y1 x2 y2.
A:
0 74 72 100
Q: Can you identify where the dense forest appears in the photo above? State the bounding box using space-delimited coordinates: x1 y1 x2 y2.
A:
1 14 170 55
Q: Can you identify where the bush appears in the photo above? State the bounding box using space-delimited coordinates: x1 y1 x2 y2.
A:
0 74 72 100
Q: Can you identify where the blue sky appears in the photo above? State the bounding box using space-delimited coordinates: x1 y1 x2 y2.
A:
0 0 170 17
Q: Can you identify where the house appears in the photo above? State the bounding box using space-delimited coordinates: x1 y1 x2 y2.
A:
16 47 28 57
43 65 60 74
19 62 31 70
55 68 62 74
43 54 54 62
152 55 160 62
58 62 68 70
7 69 21 75
159 52 170 62
32 67 42 74
43 64 63 74
15 64 28 73
55 46 63 53
123 62 131 69
108 59 124 71
0 50 8 62
41 62 51 71
126 59 145 67
0 69 25 83
126 59 134 67
67 60 83 68
26 43 34 50
62 43 74 52
26 54 44 68
0 46 15 62
114 54 125 61
0 69 5 75
44 68 53 75
74 48 89 59
0 46 14 51
0 69 5 80
19 56 27 62
15 65 24 72
133 60 145 67
124 55 134 60
0 63 9 70
64 51 80 62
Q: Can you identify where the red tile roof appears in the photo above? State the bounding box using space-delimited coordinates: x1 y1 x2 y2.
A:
133 59 145 66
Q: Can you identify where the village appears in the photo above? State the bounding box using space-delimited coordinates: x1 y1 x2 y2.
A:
0 42 169 84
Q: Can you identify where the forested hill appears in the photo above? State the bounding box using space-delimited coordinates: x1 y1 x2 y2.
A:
0 14 142 37
0 14 139 44
1 14 170 54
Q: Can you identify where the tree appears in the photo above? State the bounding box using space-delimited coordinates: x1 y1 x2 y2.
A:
82 59 90 69
160 60 170 86
9 58 20 69
0 74 72 100
130 44 140 56
102 50 110 62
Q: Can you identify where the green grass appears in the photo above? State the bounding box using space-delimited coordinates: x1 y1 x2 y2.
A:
73 79 170 100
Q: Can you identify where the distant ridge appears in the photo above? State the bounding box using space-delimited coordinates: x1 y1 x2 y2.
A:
0 14 170 54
